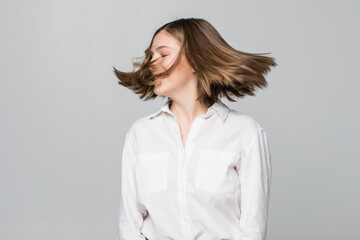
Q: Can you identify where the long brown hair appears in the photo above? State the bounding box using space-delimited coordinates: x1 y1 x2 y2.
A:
113 17 277 107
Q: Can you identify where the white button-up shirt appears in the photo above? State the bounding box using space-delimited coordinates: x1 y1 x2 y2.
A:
118 98 272 240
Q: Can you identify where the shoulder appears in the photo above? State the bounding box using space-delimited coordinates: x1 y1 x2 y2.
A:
125 112 156 139
227 109 265 138
122 115 145 150
126 115 148 135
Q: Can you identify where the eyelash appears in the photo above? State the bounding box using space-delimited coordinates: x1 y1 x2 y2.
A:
150 54 167 58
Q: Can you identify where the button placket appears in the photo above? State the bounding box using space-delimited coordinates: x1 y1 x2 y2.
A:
185 118 202 160
174 117 199 239
172 116 196 238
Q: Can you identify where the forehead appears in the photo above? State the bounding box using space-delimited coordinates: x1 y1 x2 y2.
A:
151 31 181 51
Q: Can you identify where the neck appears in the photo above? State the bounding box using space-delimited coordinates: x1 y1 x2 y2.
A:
169 98 211 123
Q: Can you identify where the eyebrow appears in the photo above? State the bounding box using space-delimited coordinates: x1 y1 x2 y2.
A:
150 46 171 54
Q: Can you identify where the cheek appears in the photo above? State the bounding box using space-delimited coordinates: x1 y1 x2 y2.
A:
162 54 177 69
161 54 193 90
171 54 190 77
176 54 188 72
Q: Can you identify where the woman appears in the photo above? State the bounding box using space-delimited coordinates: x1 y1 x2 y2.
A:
113 18 277 240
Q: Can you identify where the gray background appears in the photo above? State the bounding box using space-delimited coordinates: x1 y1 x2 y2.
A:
1 0 359 239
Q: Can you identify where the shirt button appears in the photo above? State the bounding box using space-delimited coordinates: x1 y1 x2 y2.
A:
180 161 185 166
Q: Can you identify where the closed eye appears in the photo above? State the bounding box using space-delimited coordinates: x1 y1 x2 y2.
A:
149 54 167 59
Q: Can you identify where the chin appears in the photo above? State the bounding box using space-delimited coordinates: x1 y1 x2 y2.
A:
154 84 171 98
154 77 174 96
155 90 168 97
154 85 165 96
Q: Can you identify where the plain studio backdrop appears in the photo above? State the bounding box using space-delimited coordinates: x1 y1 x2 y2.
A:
0 0 359 239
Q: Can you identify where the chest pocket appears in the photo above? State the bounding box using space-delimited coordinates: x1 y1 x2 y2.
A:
195 150 238 194
135 151 169 196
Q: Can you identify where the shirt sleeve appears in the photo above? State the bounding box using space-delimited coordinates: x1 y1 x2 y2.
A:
236 128 272 240
118 129 147 240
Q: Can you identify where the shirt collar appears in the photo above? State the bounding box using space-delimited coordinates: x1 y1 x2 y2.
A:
148 98 231 122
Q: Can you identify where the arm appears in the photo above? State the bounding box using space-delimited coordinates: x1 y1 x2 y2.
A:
118 130 147 240
236 128 272 240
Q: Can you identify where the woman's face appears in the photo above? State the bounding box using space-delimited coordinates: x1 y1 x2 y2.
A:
150 30 196 98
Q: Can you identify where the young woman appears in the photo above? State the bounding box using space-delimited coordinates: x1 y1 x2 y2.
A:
113 17 277 240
